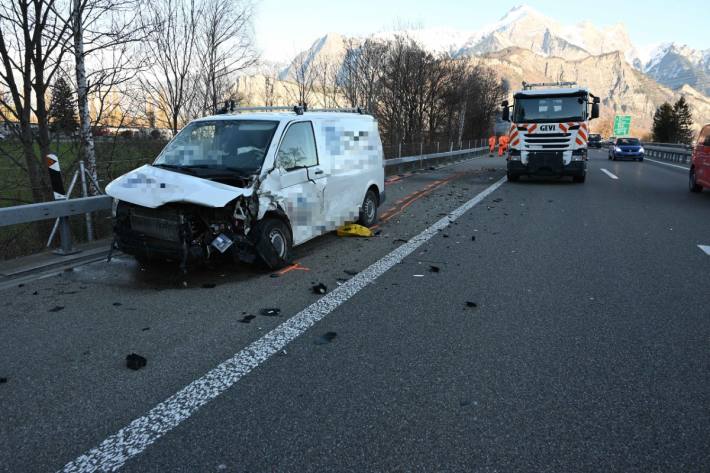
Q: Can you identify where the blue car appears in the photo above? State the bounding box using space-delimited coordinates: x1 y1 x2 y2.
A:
609 137 644 161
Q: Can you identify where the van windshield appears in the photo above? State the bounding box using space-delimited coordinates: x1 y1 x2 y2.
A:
153 120 279 175
513 95 587 123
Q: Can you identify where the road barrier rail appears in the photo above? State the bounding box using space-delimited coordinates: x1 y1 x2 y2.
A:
0 144 489 255
643 143 692 166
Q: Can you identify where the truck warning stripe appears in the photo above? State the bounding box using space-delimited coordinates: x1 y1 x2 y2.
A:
527 124 537 134
576 138 584 145
578 129 587 141
559 123 568 133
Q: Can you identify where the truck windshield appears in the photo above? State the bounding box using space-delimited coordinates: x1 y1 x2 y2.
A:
153 120 279 175
513 95 587 123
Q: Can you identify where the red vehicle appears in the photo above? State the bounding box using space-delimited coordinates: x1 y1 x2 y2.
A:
690 124 710 192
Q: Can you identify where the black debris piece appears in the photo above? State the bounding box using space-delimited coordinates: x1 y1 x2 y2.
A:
429 265 441 273
459 399 471 407
393 238 408 244
202 283 217 289
442 234 449 238
113 302 122 307
314 331 338 345
428 166 436 170
471 236 476 241
0 377 7 384
18 283 24 288
466 301 478 308
239 315 256 324
82 350 90 356
492 198 503 203
344 270 358 276
48 306 64 313
374 230 382 236
260 308 281 317
32 291 38 296
126 353 147 371
141 327 150 331
312 283 328 295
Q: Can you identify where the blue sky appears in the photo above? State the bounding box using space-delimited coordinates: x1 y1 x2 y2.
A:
254 0 707 62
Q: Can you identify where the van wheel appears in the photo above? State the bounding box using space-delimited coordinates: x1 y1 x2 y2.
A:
252 218 293 269
358 189 378 227
690 168 703 193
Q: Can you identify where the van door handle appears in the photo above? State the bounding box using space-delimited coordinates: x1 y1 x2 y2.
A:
314 169 324 175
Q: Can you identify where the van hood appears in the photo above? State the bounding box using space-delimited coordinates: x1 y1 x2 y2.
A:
106 165 253 209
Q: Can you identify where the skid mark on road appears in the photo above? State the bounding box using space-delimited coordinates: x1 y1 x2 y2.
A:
59 176 507 473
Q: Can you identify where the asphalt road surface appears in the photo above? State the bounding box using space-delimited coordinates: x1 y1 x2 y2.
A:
1 150 709 472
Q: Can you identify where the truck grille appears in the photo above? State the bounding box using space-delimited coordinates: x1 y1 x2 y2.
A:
129 207 183 242
523 133 572 149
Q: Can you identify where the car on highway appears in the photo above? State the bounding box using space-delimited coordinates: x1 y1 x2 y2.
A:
608 137 644 161
588 133 602 148
106 107 385 270
689 123 710 193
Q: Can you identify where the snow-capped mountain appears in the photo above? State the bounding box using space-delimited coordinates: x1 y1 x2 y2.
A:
641 43 710 95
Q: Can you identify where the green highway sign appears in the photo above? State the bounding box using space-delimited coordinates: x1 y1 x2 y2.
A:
613 115 632 136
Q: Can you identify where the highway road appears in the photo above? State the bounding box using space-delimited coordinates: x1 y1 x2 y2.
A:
1 150 709 472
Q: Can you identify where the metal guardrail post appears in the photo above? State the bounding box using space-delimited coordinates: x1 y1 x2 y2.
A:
398 143 402 159
79 160 95 241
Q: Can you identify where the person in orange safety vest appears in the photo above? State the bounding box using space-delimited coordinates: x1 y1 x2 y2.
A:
498 135 509 157
488 135 496 155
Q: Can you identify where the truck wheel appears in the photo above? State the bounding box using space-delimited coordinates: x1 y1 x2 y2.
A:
252 217 293 269
690 168 703 193
507 172 519 182
573 174 586 183
358 189 379 227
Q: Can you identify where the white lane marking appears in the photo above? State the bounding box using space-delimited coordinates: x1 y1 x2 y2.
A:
600 168 619 180
644 157 690 170
60 176 508 473
698 245 710 256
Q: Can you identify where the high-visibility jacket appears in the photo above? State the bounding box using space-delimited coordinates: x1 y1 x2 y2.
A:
488 136 496 152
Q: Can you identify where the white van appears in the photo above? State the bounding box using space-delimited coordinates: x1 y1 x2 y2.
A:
106 108 385 270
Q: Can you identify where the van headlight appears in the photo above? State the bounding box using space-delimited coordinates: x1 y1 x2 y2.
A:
112 198 119 217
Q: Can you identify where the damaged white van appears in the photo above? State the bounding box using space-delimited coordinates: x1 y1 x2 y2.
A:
106 107 385 270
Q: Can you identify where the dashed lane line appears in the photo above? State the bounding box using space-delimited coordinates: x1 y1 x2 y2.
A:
59 176 508 473
600 168 619 180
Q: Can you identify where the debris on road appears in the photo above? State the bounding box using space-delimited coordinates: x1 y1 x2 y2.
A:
48 306 64 313
429 265 441 273
141 327 150 331
344 270 358 276
260 308 281 317
466 301 478 308
239 315 256 324
0 377 7 384
471 236 476 241
393 238 408 244
113 302 122 307
312 283 328 295
315 331 337 345
337 223 373 237
126 353 147 371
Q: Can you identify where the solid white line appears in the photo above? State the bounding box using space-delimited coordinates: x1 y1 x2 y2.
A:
59 176 508 473
600 168 619 180
644 157 690 170
698 245 710 256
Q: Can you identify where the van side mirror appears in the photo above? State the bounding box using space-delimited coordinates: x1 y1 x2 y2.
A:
501 101 510 122
591 103 600 120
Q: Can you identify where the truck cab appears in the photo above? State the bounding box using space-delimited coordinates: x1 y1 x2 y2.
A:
501 81 600 183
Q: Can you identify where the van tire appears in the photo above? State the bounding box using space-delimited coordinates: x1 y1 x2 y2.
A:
358 189 378 227
252 217 293 269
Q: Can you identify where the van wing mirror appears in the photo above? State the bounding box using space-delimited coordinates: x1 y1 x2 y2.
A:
591 103 600 120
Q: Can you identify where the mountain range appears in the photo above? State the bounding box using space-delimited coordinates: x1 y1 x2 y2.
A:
276 5 710 134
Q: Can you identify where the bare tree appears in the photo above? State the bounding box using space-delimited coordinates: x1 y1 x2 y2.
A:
140 0 201 135
69 0 146 193
286 51 316 107
196 0 256 116
0 0 72 203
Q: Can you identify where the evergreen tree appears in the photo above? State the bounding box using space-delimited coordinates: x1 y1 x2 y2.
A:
673 96 694 145
652 102 676 143
48 77 78 135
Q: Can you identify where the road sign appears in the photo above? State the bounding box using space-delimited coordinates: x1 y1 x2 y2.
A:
613 115 632 136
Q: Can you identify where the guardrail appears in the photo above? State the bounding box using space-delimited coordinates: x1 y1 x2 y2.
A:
0 144 488 255
643 144 692 166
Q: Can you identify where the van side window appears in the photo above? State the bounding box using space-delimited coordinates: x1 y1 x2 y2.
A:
701 126 710 146
277 122 318 170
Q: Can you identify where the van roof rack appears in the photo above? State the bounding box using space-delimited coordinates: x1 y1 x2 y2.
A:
522 81 578 90
216 102 366 116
